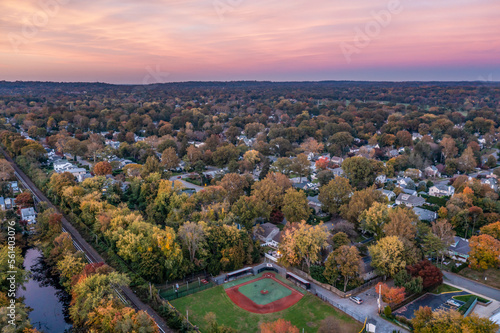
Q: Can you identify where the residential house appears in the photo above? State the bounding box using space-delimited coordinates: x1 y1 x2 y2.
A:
4 198 14 209
377 189 396 201
307 195 322 213
395 193 426 207
481 178 498 191
77 173 93 183
425 166 441 178
9 181 19 193
396 177 413 187
402 188 418 196
361 256 377 281
412 133 423 141
429 185 455 197
21 207 36 229
404 168 423 179
65 167 87 178
255 223 281 248
375 174 387 184
386 149 399 158
330 156 343 166
413 207 438 222
447 237 470 262
332 167 344 177
54 160 75 173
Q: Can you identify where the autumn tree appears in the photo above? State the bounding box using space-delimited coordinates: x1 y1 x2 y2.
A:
369 236 406 278
260 319 299 333
384 207 418 242
340 186 385 224
341 156 377 189
252 172 292 210
161 147 180 170
407 260 443 289
440 137 458 159
324 245 362 291
376 282 405 306
458 147 477 173
318 176 353 215
469 234 500 273
359 201 389 240
315 156 329 171
0 159 14 181
300 138 324 156
331 232 350 250
282 188 310 223
291 153 310 182
14 192 33 208
279 221 329 273
412 307 498 333
93 161 112 176
480 221 500 240
218 173 249 204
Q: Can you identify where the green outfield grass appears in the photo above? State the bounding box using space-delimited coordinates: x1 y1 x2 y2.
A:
171 283 363 332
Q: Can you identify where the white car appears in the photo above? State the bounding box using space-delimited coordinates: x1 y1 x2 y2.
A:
349 296 363 304
446 299 461 307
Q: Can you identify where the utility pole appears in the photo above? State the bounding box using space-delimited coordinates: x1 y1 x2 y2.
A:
377 283 381 314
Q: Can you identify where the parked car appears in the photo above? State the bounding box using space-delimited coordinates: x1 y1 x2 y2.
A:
446 299 461 307
349 296 363 304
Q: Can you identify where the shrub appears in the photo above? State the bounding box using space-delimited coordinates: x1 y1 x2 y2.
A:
384 306 392 318
310 265 328 284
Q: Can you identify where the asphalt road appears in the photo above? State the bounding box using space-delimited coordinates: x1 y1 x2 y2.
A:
443 271 500 302
1 147 173 333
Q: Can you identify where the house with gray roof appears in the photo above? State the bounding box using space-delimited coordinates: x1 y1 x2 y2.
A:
377 189 396 201
429 185 455 197
413 207 437 222
447 237 470 262
395 193 426 207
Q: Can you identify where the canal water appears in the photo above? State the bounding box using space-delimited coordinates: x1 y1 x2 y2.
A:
17 248 73 332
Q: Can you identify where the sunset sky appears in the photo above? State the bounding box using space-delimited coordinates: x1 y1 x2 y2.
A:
1 0 499 83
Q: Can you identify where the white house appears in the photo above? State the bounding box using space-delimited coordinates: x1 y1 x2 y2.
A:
332 167 344 177
330 156 343 166
481 178 498 191
429 185 455 197
377 189 396 201
54 160 75 173
65 167 87 178
413 207 438 221
21 207 36 229
395 193 426 207
375 174 387 184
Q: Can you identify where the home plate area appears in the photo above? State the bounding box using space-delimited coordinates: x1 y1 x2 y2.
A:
224 273 303 313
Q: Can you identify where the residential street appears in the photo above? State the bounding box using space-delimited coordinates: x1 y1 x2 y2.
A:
443 271 500 302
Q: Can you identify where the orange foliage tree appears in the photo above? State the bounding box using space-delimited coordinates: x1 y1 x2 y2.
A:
469 234 500 272
260 319 299 333
93 161 112 175
376 282 406 306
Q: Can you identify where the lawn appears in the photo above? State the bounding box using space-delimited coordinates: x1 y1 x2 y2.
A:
459 267 500 290
453 294 490 304
171 285 362 333
431 284 461 294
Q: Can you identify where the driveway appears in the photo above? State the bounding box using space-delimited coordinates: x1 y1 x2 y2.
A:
443 271 500 302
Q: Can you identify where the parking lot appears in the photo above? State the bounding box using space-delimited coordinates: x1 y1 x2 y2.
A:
394 291 468 319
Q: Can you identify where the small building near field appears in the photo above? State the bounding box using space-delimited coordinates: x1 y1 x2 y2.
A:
255 223 281 248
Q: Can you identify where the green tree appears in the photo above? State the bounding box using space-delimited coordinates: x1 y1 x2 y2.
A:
324 245 362 291
341 156 376 189
359 201 389 240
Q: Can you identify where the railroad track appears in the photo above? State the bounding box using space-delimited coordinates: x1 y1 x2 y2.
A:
2 148 171 333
